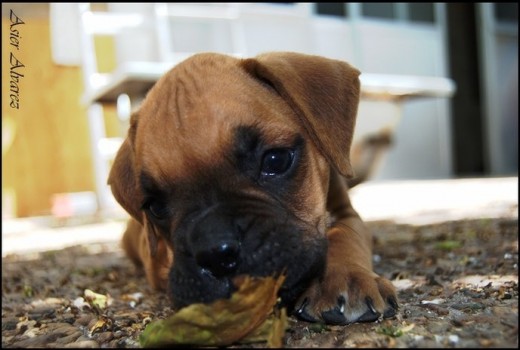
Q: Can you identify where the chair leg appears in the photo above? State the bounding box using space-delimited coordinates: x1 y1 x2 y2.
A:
348 130 393 188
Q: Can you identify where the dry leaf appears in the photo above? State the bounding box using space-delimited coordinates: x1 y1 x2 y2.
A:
89 316 112 336
242 307 288 348
84 289 111 309
139 275 286 347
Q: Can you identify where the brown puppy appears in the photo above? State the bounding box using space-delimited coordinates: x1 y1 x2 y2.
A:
108 52 398 325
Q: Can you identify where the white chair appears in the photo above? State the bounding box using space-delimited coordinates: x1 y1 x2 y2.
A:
77 3 249 216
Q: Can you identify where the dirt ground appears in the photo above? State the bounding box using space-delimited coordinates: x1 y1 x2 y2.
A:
2 217 518 348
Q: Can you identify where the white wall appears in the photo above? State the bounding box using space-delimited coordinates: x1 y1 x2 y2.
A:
351 20 452 180
53 3 455 181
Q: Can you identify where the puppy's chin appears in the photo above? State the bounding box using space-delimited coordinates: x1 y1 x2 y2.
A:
167 264 235 309
167 219 328 310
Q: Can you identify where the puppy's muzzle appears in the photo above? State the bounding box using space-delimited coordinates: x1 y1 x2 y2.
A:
169 200 327 309
191 210 241 277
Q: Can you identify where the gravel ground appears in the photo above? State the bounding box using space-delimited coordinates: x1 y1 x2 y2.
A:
2 216 518 348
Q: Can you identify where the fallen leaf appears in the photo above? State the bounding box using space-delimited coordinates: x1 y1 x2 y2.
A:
89 316 112 336
240 307 288 348
266 308 288 348
84 289 112 309
377 322 415 338
139 275 286 347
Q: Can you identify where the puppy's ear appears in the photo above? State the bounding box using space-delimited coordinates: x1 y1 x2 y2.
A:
241 52 360 178
108 112 161 256
108 112 143 222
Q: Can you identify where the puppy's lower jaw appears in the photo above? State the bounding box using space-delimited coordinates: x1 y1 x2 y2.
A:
168 263 235 308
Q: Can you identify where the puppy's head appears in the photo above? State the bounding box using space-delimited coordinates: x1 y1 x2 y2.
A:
108 52 360 309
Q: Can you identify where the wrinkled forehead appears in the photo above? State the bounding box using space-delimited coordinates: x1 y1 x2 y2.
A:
138 54 269 129
132 54 300 184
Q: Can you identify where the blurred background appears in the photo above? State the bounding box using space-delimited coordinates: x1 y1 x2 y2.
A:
1 3 518 254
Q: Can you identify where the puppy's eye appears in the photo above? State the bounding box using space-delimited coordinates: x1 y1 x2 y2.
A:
260 148 294 176
145 201 169 220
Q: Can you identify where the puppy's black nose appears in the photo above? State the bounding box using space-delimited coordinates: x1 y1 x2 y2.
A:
195 241 240 277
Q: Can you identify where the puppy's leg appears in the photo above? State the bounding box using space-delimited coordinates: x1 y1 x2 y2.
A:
121 219 146 267
295 170 398 325
121 219 172 291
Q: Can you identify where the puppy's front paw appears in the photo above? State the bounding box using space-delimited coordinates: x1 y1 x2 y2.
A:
294 264 398 325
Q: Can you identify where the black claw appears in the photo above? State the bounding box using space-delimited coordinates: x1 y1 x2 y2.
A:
388 296 399 311
356 297 381 323
337 295 346 309
383 307 397 319
295 297 309 315
366 297 378 315
321 296 347 325
296 309 319 323
321 307 347 325
357 310 381 323
384 296 399 319
294 298 318 323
